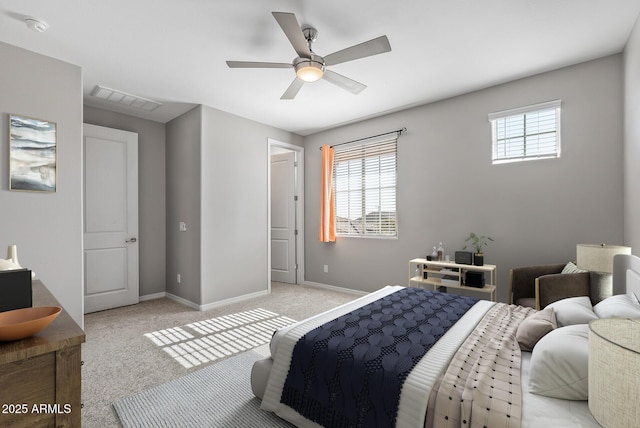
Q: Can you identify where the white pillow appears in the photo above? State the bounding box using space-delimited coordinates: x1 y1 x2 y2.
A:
561 261 587 274
529 324 589 400
546 296 598 326
593 294 640 319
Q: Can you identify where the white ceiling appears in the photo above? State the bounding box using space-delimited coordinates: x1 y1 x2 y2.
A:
1 1 639 136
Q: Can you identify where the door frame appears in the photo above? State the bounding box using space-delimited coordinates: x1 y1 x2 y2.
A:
267 139 305 290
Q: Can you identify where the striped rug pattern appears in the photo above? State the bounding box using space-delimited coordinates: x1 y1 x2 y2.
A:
113 350 293 427
144 308 295 368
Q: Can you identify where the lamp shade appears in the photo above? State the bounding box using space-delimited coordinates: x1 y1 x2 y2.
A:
589 318 640 427
576 244 631 273
294 55 324 82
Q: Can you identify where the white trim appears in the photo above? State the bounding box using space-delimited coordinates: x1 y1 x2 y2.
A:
165 289 271 311
165 292 200 310
487 99 561 121
199 290 271 311
139 292 166 302
268 139 305 286
301 280 369 296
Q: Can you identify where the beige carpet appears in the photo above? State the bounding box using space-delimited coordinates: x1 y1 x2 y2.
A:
82 282 358 427
144 308 296 368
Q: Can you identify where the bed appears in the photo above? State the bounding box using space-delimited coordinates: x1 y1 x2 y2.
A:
251 254 640 427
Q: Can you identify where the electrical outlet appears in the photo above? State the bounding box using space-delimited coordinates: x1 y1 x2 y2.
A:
177 273 181 284
323 265 328 273
179 221 187 232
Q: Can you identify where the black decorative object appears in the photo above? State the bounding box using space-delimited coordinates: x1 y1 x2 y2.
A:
455 251 473 265
474 253 484 266
465 271 485 288
0 269 33 312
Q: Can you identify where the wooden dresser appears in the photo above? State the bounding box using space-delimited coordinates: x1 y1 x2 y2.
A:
0 280 85 427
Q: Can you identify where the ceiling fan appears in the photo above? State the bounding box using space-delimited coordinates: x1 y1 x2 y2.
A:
226 12 392 100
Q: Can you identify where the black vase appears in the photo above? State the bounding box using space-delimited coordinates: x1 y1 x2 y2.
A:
474 253 484 266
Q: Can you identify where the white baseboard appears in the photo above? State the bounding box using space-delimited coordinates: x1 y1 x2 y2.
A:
199 290 271 311
144 284 364 310
164 289 272 311
301 281 369 296
164 292 200 310
139 292 166 302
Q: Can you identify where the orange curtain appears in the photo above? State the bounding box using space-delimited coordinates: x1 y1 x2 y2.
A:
319 145 336 242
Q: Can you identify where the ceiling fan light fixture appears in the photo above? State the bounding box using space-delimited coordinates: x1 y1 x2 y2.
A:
294 56 325 82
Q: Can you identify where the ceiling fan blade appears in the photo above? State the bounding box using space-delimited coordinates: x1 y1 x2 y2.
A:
324 35 391 66
322 70 367 95
272 12 312 58
281 78 305 100
226 61 292 69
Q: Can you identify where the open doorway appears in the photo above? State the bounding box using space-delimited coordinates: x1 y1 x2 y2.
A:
268 139 304 286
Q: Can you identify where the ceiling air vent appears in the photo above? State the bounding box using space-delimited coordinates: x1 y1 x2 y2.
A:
90 85 162 111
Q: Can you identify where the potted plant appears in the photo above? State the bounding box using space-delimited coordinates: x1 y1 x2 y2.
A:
463 233 493 266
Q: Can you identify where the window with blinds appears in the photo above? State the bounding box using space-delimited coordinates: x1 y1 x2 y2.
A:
333 137 397 237
489 100 561 164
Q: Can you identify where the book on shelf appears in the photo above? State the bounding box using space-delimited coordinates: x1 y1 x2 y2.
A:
441 276 459 285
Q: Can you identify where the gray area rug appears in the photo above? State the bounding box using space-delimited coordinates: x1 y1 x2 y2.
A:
113 350 293 427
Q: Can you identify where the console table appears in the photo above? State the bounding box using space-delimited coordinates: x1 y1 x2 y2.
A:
409 258 497 301
0 280 85 427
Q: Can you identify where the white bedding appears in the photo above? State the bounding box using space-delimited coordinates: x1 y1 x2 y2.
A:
256 285 600 427
521 352 598 427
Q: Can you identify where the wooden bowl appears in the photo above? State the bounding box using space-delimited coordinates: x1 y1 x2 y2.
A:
0 306 62 341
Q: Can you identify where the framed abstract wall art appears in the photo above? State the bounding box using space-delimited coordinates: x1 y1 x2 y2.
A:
9 114 57 192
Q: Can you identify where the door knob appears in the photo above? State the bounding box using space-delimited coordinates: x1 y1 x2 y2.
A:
126 237 137 243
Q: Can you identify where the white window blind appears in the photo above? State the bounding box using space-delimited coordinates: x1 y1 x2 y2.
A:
489 100 561 164
333 137 397 237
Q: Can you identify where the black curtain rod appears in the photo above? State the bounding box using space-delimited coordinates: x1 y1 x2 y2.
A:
319 127 407 150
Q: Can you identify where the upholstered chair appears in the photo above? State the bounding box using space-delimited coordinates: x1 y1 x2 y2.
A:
509 263 566 308
535 270 612 309
509 262 613 310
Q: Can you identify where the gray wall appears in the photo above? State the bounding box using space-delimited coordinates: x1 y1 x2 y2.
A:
166 106 202 304
0 42 83 326
624 15 640 251
83 106 167 297
166 105 303 307
200 105 303 304
304 55 624 303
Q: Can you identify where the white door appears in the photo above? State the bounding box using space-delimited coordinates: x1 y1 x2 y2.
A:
83 124 139 313
271 152 297 283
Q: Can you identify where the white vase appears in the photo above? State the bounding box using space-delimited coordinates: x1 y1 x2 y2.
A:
6 245 19 265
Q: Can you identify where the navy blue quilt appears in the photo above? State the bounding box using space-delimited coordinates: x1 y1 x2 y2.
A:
280 288 478 428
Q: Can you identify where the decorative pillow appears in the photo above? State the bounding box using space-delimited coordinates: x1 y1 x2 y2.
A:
593 294 640 319
516 307 557 352
561 262 587 274
546 296 598 327
529 324 589 400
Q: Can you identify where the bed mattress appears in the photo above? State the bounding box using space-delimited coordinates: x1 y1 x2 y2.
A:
252 285 599 427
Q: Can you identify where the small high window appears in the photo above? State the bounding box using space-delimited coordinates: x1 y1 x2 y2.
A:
489 100 561 164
